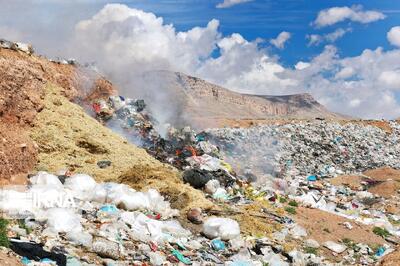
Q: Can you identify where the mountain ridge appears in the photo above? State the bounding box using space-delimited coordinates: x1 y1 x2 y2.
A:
139 70 346 128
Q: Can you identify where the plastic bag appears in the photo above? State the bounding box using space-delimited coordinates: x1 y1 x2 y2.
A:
203 217 240 240
45 208 82 233
30 172 63 189
64 174 97 201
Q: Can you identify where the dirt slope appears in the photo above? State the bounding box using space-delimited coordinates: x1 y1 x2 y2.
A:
0 47 77 182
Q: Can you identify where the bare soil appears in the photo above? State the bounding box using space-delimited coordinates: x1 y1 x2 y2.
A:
0 47 116 181
293 207 387 261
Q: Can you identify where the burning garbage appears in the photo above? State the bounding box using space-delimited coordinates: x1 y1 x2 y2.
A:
84 94 400 264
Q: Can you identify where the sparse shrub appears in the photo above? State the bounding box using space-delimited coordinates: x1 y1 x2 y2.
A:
288 200 298 207
304 246 318 255
0 218 10 248
342 238 356 249
285 206 296 214
279 197 287 203
373 227 390 238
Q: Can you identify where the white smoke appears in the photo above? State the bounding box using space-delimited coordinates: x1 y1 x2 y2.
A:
1 3 400 119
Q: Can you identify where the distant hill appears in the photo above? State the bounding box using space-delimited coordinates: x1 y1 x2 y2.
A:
139 71 345 128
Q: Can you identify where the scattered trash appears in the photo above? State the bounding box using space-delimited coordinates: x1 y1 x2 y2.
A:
171 249 191 265
307 175 317 182
343 222 353 230
99 204 118 214
183 169 214 189
21 257 31 265
211 239 226 251
304 239 320 249
187 208 203 224
323 241 347 254
97 160 112 169
203 217 240 240
92 237 120 260
375 246 385 257
10 239 67 266
0 39 34 54
204 179 220 194
289 224 307 239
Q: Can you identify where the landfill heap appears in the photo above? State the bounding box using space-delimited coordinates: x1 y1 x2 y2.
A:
91 96 239 193
92 95 400 188
207 121 400 180
2 39 400 264
0 171 325 266
86 95 400 265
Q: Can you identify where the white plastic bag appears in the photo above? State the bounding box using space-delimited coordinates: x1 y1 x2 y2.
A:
45 208 82 233
30 172 63 189
203 217 240 240
64 174 97 200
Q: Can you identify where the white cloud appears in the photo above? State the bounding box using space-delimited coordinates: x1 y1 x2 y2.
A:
307 34 323 46
196 33 296 95
1 3 394 120
284 46 400 118
307 28 351 46
349 98 361 107
1 2 400 121
325 27 351 42
216 0 253 9
295 61 310 70
334 66 354 79
379 70 400 89
314 5 385 28
270 31 291 49
70 4 400 119
74 4 220 76
387 26 400 47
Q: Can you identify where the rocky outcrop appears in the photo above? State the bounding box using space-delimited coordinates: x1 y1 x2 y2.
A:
141 71 344 129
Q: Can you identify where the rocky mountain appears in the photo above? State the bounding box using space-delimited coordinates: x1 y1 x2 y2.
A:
140 71 344 129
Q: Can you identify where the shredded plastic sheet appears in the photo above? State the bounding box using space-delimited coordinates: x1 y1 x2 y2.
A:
203 217 240 240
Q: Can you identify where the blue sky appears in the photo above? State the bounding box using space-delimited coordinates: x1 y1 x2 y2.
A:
1 0 400 118
123 0 400 66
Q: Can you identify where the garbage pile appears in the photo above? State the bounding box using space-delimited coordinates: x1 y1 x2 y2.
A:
0 39 34 55
206 122 400 263
0 171 324 266
91 96 240 198
207 121 400 180
92 96 400 187
87 95 400 264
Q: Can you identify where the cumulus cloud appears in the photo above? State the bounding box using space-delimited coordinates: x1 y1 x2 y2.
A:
314 5 385 28
387 26 400 47
295 61 310 70
283 46 400 118
196 34 296 94
379 70 400 89
65 4 400 119
270 31 291 49
325 27 352 42
71 4 222 127
74 4 220 75
334 66 354 79
2 3 400 119
216 0 253 9
307 28 351 46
